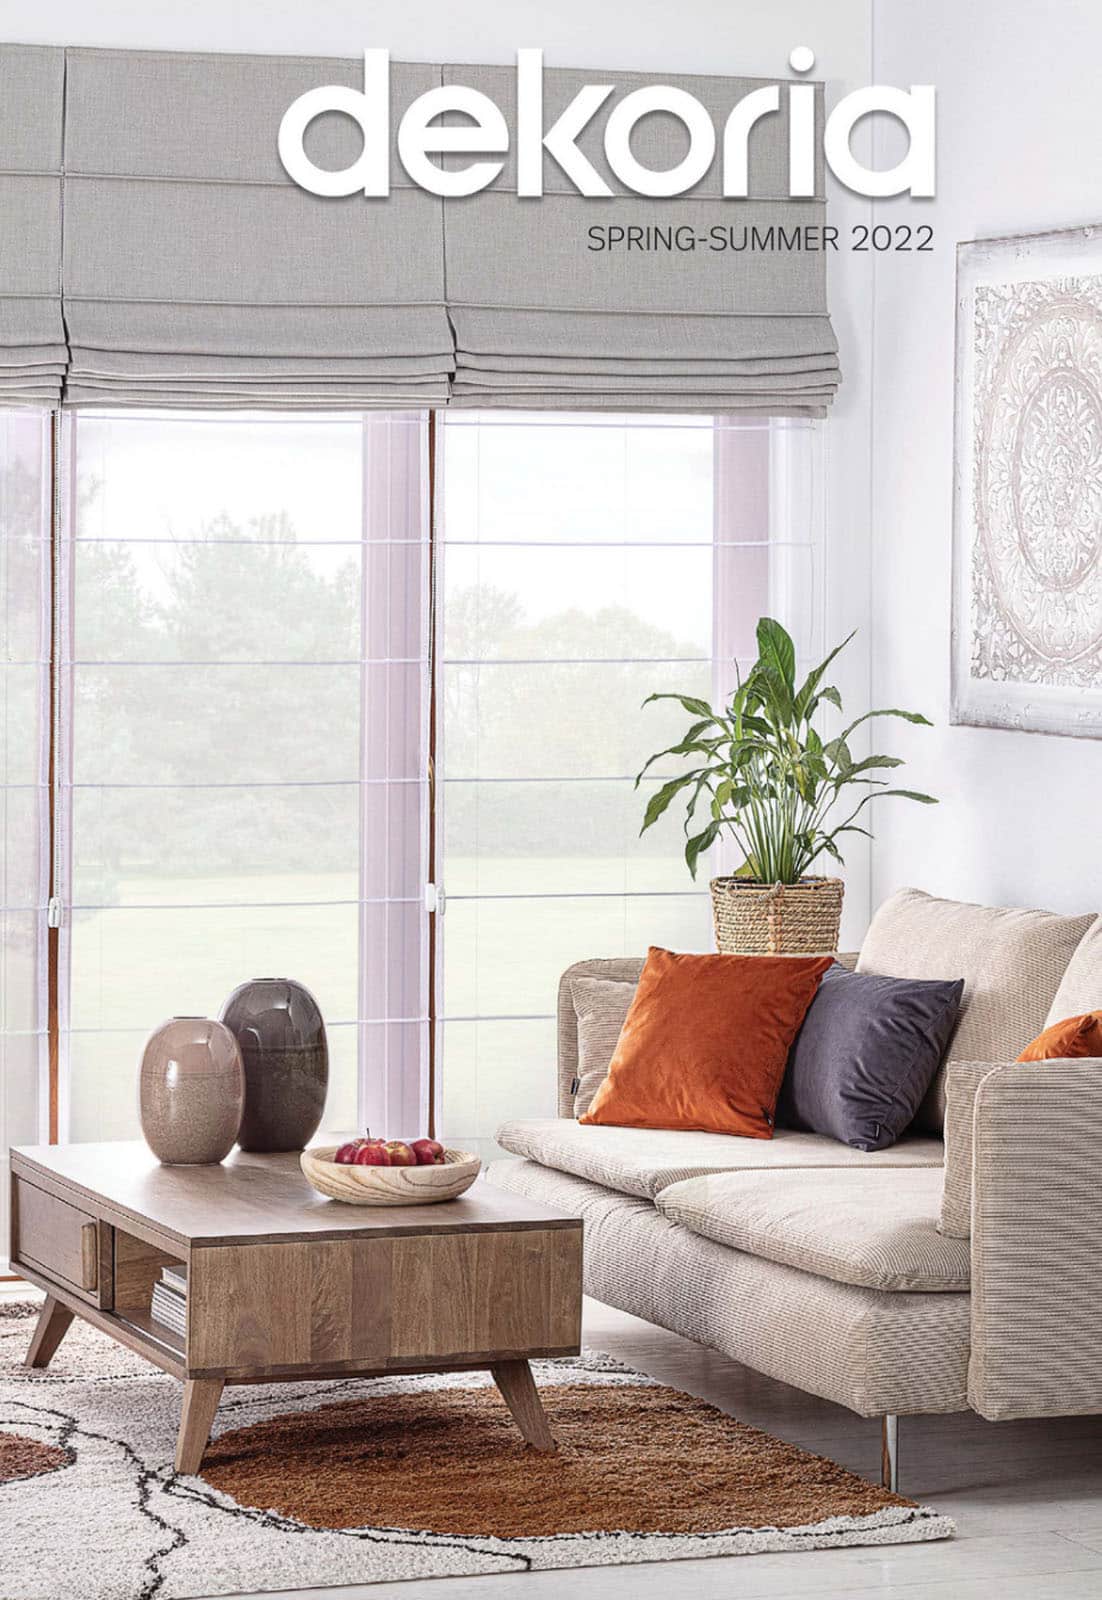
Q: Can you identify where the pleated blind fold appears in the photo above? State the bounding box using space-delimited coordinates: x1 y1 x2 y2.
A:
0 46 66 406
61 50 451 409
443 65 839 416
0 45 840 414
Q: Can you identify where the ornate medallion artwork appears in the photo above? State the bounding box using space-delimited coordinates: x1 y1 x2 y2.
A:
952 224 1102 736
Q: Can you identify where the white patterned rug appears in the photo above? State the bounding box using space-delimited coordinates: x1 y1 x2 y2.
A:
0 1302 952 1599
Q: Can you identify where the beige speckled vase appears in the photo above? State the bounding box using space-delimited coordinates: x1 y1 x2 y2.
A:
139 1017 245 1165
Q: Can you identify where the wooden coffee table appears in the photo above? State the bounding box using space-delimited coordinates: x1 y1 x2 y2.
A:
9 1142 583 1473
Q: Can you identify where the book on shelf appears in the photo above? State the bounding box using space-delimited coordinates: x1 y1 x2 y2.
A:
150 1264 188 1338
150 1288 186 1337
160 1263 187 1297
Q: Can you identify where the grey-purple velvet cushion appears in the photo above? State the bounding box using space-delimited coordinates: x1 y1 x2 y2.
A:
776 962 964 1151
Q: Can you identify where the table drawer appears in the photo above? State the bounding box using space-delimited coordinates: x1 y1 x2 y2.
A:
12 1176 103 1304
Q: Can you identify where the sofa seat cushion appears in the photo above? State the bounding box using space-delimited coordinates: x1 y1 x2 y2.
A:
488 1156 971 1417
656 1167 968 1292
495 1116 945 1201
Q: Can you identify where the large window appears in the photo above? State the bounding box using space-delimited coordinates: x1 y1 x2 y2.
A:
57 411 430 1146
0 406 819 1265
436 414 822 1154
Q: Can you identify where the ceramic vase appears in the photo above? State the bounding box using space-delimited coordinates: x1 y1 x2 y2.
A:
139 1017 245 1165
220 978 328 1152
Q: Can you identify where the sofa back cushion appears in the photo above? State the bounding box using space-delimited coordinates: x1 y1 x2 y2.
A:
580 947 831 1138
857 889 1093 1133
557 958 645 1117
1044 916 1102 1025
569 976 636 1116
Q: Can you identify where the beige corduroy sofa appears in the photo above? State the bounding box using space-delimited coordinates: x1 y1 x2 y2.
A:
487 888 1102 1488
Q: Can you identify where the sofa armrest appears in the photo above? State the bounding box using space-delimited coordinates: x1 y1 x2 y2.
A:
969 1059 1102 1420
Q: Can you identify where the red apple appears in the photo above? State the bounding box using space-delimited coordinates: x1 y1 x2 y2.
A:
333 1140 363 1165
411 1138 446 1166
384 1140 416 1167
354 1140 391 1166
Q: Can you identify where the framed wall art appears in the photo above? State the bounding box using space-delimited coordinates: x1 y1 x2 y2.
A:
952 222 1102 738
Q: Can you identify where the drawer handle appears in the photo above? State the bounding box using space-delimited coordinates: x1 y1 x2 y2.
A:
80 1223 99 1292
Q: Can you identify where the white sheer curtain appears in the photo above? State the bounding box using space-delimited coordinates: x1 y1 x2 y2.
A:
358 415 432 1138
435 412 823 1154
0 411 51 1267
55 410 430 1145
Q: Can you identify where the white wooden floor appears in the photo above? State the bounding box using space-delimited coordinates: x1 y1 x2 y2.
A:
7 1283 1102 1599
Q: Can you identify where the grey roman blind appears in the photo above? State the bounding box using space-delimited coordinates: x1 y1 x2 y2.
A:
61 49 451 409
443 65 839 416
0 45 841 414
0 46 66 405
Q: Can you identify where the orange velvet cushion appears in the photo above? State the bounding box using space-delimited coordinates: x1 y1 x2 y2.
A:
579 946 832 1139
1017 1012 1102 1061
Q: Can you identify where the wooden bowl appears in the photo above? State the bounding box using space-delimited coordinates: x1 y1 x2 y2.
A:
300 1145 481 1206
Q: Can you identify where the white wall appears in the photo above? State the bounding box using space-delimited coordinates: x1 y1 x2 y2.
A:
870 0 1102 917
9 0 877 943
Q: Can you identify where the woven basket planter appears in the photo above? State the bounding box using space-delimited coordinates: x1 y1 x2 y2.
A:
710 876 844 955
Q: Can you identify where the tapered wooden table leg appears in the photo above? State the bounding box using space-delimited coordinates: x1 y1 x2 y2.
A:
491 1359 557 1451
24 1295 75 1369
174 1376 225 1475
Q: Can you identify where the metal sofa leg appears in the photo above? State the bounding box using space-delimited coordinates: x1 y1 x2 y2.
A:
881 1414 899 1492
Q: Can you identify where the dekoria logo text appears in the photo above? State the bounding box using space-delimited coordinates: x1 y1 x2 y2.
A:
279 49 935 201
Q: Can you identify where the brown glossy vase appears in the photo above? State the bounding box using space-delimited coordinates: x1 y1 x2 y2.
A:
139 1017 245 1165
220 978 328 1153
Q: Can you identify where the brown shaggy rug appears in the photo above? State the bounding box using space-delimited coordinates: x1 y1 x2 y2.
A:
1 1302 952 1598
202 1380 907 1539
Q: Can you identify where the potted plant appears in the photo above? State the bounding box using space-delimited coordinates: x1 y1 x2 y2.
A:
637 617 936 954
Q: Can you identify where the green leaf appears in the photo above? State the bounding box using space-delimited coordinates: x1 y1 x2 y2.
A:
642 691 715 719
711 779 752 818
817 684 843 712
682 769 717 826
639 771 703 833
685 821 721 880
840 707 934 741
845 754 904 775
635 732 722 785
879 788 938 804
756 617 797 691
824 737 853 773
793 631 854 719
755 668 796 734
